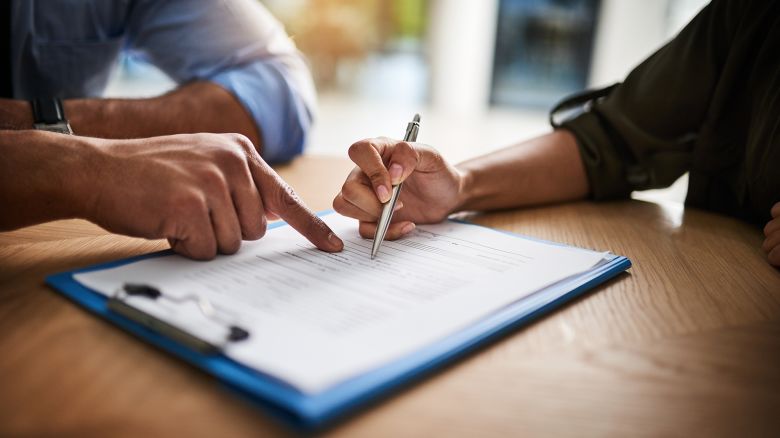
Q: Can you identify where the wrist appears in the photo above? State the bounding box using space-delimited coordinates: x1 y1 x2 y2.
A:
46 133 105 220
62 99 91 136
453 165 477 212
453 157 522 213
0 99 34 130
31 98 73 135
0 130 104 229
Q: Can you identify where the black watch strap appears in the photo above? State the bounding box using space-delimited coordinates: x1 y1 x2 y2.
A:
32 98 67 124
31 98 73 134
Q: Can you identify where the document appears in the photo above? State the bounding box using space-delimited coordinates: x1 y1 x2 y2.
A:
75 214 607 393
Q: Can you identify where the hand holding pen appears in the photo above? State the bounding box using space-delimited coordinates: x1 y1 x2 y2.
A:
332 115 465 255
370 114 421 258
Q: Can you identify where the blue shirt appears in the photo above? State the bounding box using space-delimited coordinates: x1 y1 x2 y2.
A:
9 0 316 163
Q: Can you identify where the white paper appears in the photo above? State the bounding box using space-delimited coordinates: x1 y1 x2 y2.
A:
75 214 607 393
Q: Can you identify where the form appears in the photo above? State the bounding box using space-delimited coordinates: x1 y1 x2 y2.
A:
75 214 607 393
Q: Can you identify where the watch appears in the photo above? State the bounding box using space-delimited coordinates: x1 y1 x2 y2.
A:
31 98 73 135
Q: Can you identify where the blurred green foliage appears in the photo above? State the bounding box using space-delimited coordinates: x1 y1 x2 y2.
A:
393 0 428 38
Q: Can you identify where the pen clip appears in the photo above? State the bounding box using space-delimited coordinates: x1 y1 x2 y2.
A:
404 113 420 142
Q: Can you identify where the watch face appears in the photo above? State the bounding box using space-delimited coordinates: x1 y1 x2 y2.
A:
34 122 74 135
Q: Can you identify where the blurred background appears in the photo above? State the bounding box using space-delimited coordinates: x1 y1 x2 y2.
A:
106 0 709 202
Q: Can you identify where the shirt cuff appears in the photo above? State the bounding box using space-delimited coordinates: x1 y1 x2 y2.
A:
561 111 633 201
210 60 313 164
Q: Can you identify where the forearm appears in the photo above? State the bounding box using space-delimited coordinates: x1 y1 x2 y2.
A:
0 82 262 149
455 130 590 212
0 130 98 230
67 82 261 147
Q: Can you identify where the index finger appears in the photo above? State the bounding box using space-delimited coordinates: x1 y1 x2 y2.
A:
348 139 393 203
250 158 343 252
348 138 422 200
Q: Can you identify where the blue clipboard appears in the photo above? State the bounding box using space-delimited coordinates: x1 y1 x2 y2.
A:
46 212 631 429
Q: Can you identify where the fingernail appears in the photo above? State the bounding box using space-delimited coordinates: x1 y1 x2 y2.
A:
328 232 344 249
393 200 404 212
376 185 390 203
401 222 416 235
389 163 403 185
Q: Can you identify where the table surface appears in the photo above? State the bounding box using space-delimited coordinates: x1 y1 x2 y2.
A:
1 155 779 437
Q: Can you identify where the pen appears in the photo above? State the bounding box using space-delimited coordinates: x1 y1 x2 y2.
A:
370 114 421 259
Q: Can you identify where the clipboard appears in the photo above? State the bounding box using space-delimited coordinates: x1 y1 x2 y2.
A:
46 213 631 429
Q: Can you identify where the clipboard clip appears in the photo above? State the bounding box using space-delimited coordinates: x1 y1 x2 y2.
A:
107 283 250 355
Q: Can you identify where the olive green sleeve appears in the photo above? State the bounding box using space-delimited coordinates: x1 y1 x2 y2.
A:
560 0 743 201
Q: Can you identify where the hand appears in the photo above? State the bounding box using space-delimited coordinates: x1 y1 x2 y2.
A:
86 133 342 259
332 137 464 239
762 202 780 267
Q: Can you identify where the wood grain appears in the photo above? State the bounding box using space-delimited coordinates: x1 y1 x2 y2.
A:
1 155 778 437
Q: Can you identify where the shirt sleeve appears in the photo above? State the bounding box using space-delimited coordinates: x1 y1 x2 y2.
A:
124 0 316 163
559 0 742 200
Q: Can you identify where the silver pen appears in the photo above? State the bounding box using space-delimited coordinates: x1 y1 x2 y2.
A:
370 114 421 259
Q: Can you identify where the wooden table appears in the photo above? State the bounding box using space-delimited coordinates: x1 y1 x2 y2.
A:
1 155 779 437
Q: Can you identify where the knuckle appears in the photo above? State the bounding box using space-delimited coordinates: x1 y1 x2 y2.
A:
333 195 356 217
214 145 247 169
177 234 216 261
191 132 215 144
218 133 257 162
358 222 375 239
340 182 361 202
398 141 420 164
222 238 242 255
366 169 386 185
192 246 217 261
764 221 773 236
199 166 228 189
397 141 413 154
220 156 246 176
347 140 371 159
226 132 254 150
243 214 267 241
172 190 207 216
346 166 369 185
332 195 345 212
421 144 442 161
307 215 331 237
255 216 268 239
273 181 303 211
282 185 299 207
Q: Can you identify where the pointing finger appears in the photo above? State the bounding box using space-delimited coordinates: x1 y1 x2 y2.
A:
250 158 343 252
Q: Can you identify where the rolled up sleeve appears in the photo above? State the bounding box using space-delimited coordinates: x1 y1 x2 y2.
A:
562 111 638 200
558 0 740 200
127 0 316 163
211 60 313 163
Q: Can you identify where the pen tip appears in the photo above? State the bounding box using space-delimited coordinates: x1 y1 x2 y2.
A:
413 113 420 123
